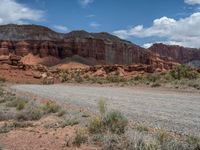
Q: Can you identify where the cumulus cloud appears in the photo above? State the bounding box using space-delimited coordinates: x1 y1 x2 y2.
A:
0 0 44 25
185 0 200 5
89 22 100 28
53 25 69 32
79 0 94 7
114 12 200 48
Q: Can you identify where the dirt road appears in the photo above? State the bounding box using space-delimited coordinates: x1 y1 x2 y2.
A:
12 84 200 135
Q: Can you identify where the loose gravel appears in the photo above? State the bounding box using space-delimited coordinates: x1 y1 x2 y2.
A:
12 84 200 135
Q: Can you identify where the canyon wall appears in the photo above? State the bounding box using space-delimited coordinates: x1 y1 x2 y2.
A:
149 43 200 64
0 24 177 70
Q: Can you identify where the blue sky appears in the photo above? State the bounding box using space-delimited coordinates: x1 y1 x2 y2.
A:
1 0 200 48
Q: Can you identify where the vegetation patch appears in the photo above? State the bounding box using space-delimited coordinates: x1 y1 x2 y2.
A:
73 129 88 147
42 101 61 113
89 100 128 135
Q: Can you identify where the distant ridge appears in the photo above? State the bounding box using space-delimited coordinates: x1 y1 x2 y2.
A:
0 24 199 67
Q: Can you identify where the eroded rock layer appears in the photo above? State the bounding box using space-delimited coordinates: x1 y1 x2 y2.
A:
149 43 200 64
0 24 177 70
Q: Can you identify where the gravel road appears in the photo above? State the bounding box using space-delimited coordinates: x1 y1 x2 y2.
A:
12 84 200 135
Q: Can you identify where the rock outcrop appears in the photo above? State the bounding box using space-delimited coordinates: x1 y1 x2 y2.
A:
149 43 200 64
0 24 177 70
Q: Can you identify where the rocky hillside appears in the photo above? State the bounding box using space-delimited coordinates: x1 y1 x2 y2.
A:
0 24 176 70
0 24 62 41
149 43 200 65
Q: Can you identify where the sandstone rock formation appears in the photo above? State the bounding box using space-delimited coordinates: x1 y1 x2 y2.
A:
149 43 200 64
0 24 178 70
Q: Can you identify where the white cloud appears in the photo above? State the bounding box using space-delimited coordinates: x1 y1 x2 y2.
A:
185 0 200 5
143 43 154 48
0 0 44 25
53 25 69 32
143 41 185 48
89 22 100 28
113 12 200 48
79 0 94 7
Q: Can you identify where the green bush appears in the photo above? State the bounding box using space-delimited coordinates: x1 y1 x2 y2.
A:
102 134 121 150
133 75 143 81
57 109 66 117
98 99 107 115
61 119 79 127
16 100 26 110
145 74 160 83
73 129 88 147
74 72 83 83
156 129 170 144
136 124 149 132
60 72 69 82
89 100 128 134
170 65 199 80
42 78 54 85
186 135 200 146
88 116 103 134
17 107 43 121
151 82 161 88
106 75 126 83
6 98 27 110
43 101 61 113
136 139 159 150
102 110 128 134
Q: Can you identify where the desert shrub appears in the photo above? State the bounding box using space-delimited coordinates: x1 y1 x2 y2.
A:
42 78 54 85
16 100 26 110
6 98 27 110
102 135 159 150
0 122 33 134
73 129 88 147
0 87 4 97
136 124 149 132
170 65 199 80
92 77 107 84
60 72 69 82
98 99 107 115
0 109 17 121
83 75 90 80
186 135 200 146
57 109 66 117
17 106 43 121
0 123 12 134
187 81 200 90
61 119 79 127
151 82 161 88
133 75 143 81
43 101 61 113
102 110 128 134
88 116 103 134
11 121 33 128
0 76 6 82
156 129 170 144
145 73 160 83
102 134 121 150
74 72 83 83
89 100 128 134
161 140 189 150
138 139 159 150
91 134 104 143
106 75 126 83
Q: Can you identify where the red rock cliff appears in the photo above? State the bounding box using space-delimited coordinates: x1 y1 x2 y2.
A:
149 43 200 64
0 25 176 70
